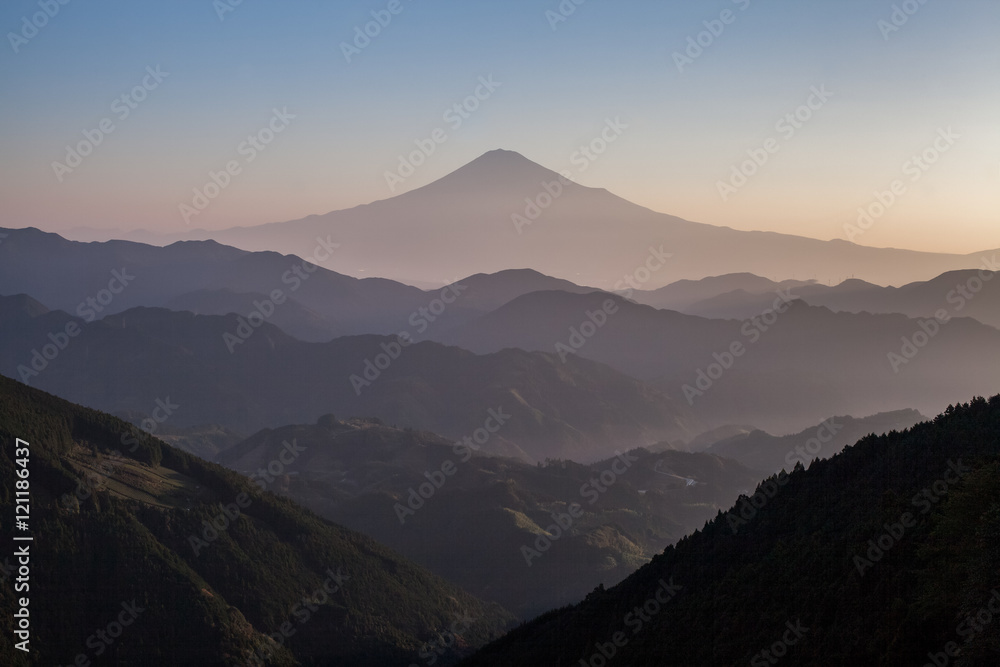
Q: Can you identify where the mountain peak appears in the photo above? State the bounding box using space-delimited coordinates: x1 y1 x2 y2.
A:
466 148 542 169
477 148 531 161
403 149 575 200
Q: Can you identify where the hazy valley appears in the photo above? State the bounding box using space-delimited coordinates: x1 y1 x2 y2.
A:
2 5 998 662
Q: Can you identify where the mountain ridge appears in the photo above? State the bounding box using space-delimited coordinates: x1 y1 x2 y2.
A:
51 150 1000 288
462 395 1000 665
0 374 515 666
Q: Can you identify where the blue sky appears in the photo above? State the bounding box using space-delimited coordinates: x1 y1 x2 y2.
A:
1 0 997 252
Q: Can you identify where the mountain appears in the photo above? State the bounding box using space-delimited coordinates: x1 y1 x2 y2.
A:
797 268 1000 329
435 290 737 383
681 286 826 320
667 268 1000 328
0 226 428 336
432 289 1000 433
66 150 998 288
437 268 598 314
151 422 246 461
163 287 342 342
631 273 815 312
704 409 925 472
215 415 764 619
684 424 758 451
0 299 695 462
462 396 1000 666
0 374 514 666
0 293 50 319
0 227 603 341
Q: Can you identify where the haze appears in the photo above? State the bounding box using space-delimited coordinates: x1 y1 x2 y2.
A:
1 0 998 256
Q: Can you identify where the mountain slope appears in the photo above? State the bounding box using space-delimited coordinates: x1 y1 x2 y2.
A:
0 227 610 341
90 150 997 288
462 396 1000 666
667 268 1000 328
704 409 925 472
164 287 343 342
0 375 514 666
433 289 1000 433
797 267 1000 329
436 268 599 315
631 273 815 312
0 226 427 336
0 299 695 462
215 415 762 618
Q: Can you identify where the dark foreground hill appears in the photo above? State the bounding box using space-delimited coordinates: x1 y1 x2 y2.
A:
216 416 762 618
462 396 1000 666
0 375 513 666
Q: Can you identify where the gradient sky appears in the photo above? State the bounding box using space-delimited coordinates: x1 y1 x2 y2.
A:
1 0 997 253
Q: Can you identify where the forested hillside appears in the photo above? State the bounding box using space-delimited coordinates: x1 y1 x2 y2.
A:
0 375 513 666
463 397 1000 666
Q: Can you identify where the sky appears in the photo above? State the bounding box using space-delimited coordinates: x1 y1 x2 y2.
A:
0 0 998 254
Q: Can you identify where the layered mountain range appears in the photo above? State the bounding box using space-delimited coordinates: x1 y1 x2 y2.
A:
61 150 997 288
0 376 514 666
3 149 999 666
